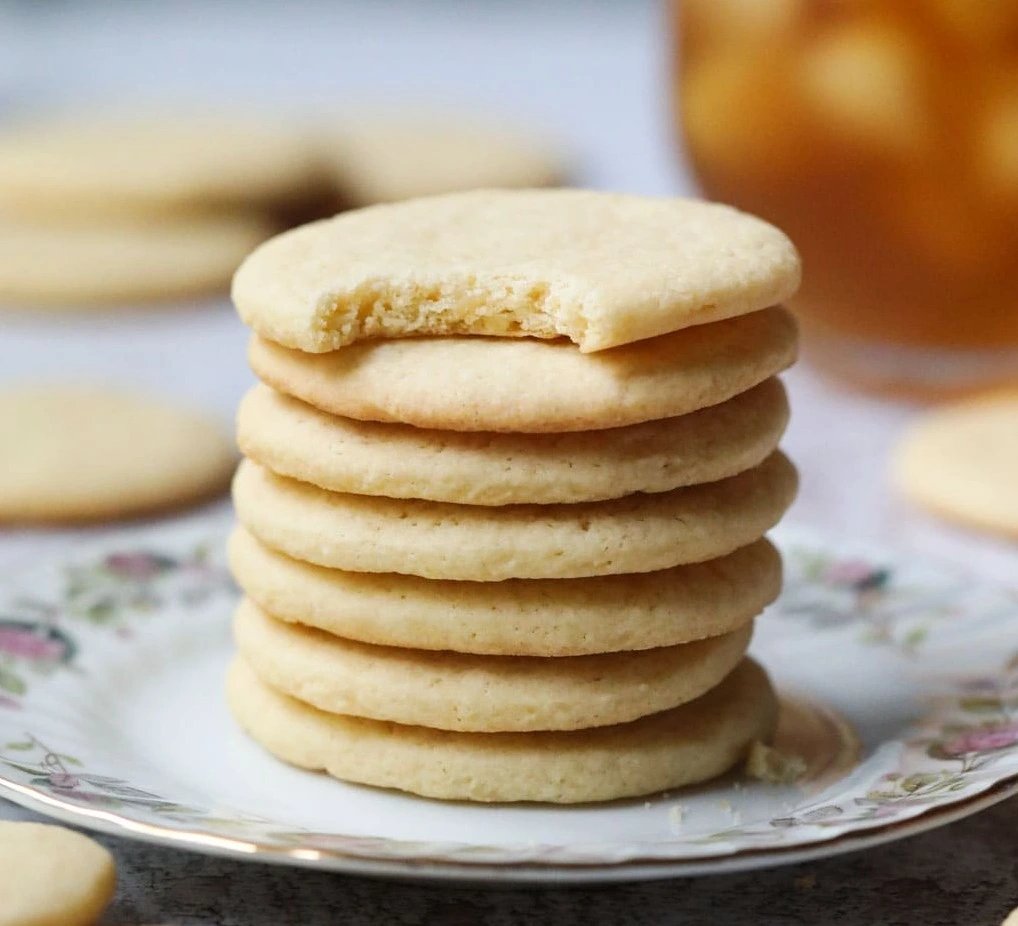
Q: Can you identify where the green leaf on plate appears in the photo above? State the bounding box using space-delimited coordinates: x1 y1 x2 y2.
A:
959 697 1005 713
0 670 26 695
903 626 928 647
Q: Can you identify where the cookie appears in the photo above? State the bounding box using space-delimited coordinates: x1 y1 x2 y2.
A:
235 598 752 732
232 452 796 581
0 385 236 523
892 390 1018 538
248 305 797 433
0 214 271 306
227 656 778 803
233 188 800 354
237 377 789 505
327 115 564 207
0 822 116 926
229 528 781 655
0 113 322 219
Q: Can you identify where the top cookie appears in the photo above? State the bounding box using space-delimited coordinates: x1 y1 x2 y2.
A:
233 188 801 353
0 113 322 219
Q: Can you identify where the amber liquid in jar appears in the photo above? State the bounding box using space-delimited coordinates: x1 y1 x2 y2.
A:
675 0 1018 395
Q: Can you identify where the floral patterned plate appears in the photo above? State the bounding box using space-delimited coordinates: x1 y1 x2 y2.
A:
1 514 1017 884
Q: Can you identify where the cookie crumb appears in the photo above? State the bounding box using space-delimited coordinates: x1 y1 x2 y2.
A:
744 740 807 784
668 804 687 829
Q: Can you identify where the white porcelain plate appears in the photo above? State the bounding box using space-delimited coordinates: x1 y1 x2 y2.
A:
1 515 1017 884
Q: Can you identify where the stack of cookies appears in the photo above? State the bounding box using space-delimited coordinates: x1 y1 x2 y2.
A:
226 189 801 804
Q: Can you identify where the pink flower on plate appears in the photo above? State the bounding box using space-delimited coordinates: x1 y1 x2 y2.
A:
50 787 109 806
0 695 20 710
941 722 1018 757
48 772 79 789
825 560 874 585
824 559 891 593
960 677 1001 694
103 552 174 580
0 624 67 662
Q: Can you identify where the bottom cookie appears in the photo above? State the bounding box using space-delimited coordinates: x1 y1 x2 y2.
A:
227 656 777 803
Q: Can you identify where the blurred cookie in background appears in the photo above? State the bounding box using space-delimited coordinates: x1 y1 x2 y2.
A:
324 114 567 208
0 111 328 309
0 213 272 307
892 390 1018 540
0 112 327 221
0 822 117 926
0 107 568 310
0 385 236 524
0 109 566 221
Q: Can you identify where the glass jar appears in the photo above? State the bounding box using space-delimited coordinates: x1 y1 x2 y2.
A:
674 0 1018 396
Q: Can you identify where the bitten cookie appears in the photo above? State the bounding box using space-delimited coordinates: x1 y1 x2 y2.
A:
0 385 236 523
233 188 800 353
227 656 778 803
232 452 798 580
0 822 116 926
248 305 798 433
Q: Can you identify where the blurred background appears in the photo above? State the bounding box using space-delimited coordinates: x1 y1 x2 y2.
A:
0 0 1015 578
0 0 675 415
